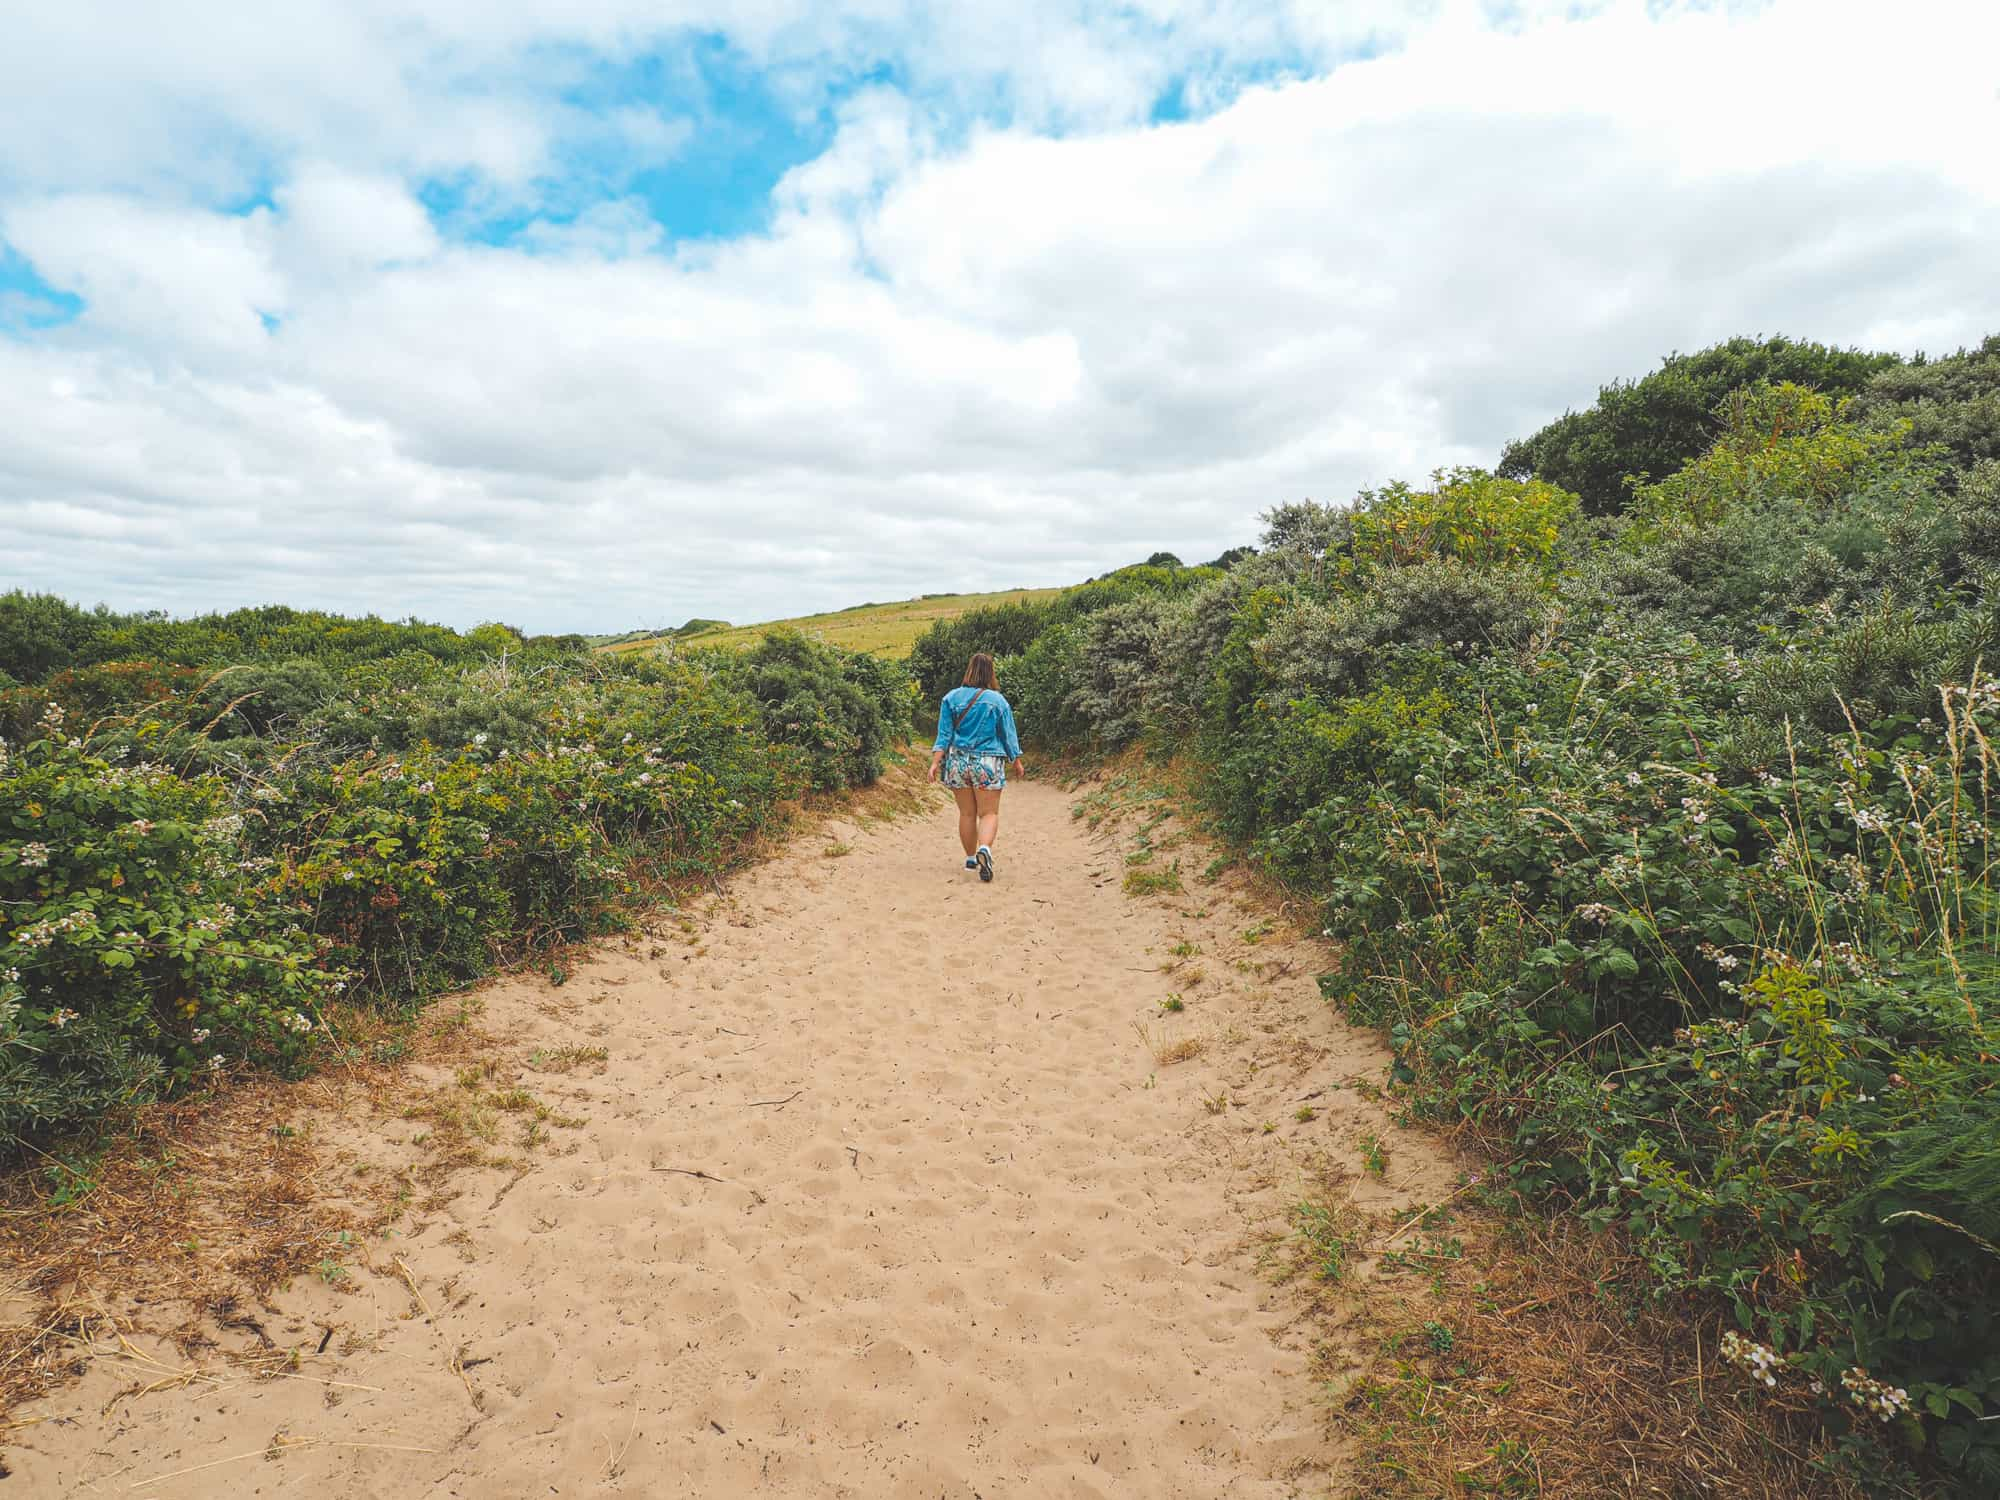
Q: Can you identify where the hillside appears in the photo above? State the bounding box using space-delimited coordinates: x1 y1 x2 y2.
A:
598 587 1063 660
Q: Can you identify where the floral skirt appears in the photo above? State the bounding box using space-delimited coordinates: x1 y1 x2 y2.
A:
942 749 1007 790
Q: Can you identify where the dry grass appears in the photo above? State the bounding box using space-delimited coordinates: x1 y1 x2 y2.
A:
0 1079 378 1418
1332 1208 1876 1499
1133 1021 1206 1066
597 586 1063 661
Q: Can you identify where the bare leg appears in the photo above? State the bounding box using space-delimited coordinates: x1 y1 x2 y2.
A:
974 786 1002 851
953 787 978 855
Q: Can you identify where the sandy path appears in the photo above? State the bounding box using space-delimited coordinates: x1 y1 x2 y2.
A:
16 776 1454 1498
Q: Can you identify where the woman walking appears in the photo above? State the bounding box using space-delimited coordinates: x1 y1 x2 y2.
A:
929 652 1023 883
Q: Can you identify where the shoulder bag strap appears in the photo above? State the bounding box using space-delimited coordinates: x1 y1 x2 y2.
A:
945 687 987 752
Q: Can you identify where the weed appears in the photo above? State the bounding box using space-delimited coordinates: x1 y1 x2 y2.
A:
1295 1106 1316 1123
823 842 852 858
1290 1198 1360 1284
1360 1132 1388 1178
1123 862 1183 896
527 1045 610 1072
1160 995 1185 1014
1134 1022 1205 1065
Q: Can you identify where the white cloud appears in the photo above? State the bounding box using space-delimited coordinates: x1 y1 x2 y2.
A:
1 0 1997 631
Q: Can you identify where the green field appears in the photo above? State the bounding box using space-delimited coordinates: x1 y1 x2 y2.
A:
599 587 1062 660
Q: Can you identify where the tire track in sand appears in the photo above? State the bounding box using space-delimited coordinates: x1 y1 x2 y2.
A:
15 774 1458 1498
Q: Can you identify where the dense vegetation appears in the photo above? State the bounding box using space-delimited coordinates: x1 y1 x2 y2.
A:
914 335 2000 1491
0 601 909 1140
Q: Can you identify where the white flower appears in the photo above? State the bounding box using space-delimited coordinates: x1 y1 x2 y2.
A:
285 1011 313 1034
50 1007 78 1028
207 1054 226 1073
1841 1367 1910 1422
192 1027 212 1043
1626 772 1642 787
1720 1331 1781 1389
19 841 52 868
472 732 489 746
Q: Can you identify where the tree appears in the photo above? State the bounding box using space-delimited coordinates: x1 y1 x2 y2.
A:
1499 335 1902 515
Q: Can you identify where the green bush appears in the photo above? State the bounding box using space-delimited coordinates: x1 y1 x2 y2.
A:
1851 334 2000 480
712 629 913 791
1500 335 1902 515
1 716 337 1138
906 601 1058 701
0 608 910 1147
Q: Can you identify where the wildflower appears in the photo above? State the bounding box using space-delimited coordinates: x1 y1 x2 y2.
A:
14 910 93 949
473 732 489 746
50 1007 78 1029
1840 1368 1910 1423
192 1027 212 1043
1720 1331 1781 1388
18 841 50 868
207 1054 226 1073
1695 942 1738 973
1575 902 1614 924
285 1011 313 1034
1626 772 1642 787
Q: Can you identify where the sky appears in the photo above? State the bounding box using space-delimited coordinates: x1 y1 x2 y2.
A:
2 0 1996 635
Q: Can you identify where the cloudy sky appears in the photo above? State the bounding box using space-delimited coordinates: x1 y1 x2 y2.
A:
3 1 1996 634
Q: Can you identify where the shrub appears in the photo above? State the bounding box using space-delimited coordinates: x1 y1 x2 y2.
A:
1256 559 1551 702
1500 335 1902 515
906 601 1058 702
1 717 337 1139
1629 382 1912 533
709 629 912 792
1344 469 1580 577
1851 334 2000 480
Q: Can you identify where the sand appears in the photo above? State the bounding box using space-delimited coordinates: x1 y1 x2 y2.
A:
11 775 1457 1498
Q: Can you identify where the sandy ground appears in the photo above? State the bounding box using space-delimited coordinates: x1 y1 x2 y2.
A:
10 775 1457 1498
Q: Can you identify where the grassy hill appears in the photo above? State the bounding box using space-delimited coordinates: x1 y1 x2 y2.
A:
597 587 1063 660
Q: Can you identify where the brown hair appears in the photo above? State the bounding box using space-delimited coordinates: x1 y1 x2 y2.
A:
962 652 997 690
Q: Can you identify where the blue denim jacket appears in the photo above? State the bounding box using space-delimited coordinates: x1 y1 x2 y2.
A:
933 686 1021 760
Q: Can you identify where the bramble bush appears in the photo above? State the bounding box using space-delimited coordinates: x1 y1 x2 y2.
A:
1 614 912 1144
1 709 336 1137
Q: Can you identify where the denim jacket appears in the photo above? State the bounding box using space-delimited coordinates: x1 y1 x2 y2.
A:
933 686 1021 759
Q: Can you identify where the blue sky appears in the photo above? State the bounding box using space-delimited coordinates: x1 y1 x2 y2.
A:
0 0 1994 631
